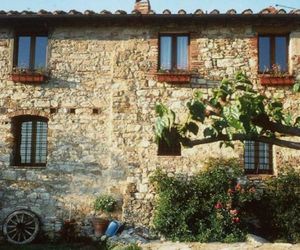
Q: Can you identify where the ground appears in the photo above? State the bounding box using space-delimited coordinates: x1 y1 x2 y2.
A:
0 243 101 250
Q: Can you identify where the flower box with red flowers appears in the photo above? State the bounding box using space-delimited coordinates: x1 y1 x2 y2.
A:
11 68 48 84
260 75 294 86
156 70 193 83
259 64 294 86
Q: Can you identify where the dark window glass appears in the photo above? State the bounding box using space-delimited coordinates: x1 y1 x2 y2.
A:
259 37 270 72
258 35 288 72
160 36 172 70
12 116 48 166
244 141 273 174
34 36 48 69
275 37 287 72
17 36 31 68
159 34 189 71
15 34 48 70
176 36 188 70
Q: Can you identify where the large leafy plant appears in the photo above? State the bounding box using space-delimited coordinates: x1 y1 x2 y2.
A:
155 72 300 149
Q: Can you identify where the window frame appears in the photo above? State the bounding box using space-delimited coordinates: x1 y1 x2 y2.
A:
12 115 48 167
244 141 273 175
258 34 289 74
13 31 48 71
158 33 190 72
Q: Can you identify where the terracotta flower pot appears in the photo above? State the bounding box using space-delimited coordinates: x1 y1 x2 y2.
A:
156 73 192 83
260 75 294 86
11 72 47 83
92 217 109 236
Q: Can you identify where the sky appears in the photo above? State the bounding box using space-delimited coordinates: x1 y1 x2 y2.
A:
1 0 299 13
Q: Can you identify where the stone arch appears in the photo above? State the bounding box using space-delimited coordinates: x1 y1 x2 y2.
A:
7 109 49 119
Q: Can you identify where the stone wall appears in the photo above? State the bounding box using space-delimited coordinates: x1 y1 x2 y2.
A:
0 22 299 237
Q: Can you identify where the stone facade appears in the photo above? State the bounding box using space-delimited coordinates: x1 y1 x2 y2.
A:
0 16 299 238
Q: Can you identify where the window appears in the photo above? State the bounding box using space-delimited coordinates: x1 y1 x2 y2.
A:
12 116 48 166
157 129 181 156
244 141 273 174
258 35 288 72
159 34 189 71
14 33 48 70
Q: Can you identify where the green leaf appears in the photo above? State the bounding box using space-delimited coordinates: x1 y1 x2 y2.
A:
204 127 217 138
223 106 243 130
155 103 168 117
284 113 293 126
187 100 206 122
186 122 199 135
293 82 300 92
194 91 203 100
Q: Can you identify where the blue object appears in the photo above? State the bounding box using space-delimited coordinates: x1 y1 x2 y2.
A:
105 220 121 237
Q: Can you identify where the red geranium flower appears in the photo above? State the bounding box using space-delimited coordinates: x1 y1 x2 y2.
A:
214 202 223 209
232 217 240 223
235 183 242 191
230 209 238 216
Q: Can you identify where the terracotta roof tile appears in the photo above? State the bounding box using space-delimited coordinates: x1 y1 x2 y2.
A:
242 9 253 14
210 9 220 14
0 6 299 17
260 6 278 14
162 9 171 15
178 9 187 15
226 9 237 15
290 9 300 14
68 10 82 15
53 10 67 15
84 10 96 15
37 9 52 15
194 9 204 15
100 10 112 15
115 10 127 15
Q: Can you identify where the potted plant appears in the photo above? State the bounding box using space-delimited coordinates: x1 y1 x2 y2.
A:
156 69 194 83
10 67 48 83
260 64 294 86
92 194 116 236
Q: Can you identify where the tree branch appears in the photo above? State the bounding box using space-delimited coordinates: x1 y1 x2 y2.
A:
183 134 300 150
252 114 300 136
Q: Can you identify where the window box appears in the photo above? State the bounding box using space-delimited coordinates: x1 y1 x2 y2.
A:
156 72 192 83
11 71 47 83
259 75 294 86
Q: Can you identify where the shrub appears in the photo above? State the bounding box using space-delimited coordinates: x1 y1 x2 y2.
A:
94 194 116 213
253 168 300 243
150 158 261 242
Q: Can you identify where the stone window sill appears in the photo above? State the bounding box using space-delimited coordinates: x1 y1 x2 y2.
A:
11 166 46 170
246 174 275 180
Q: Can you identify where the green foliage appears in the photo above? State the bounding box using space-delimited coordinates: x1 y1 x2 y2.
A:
155 103 176 145
150 158 262 242
293 81 300 92
254 168 300 243
151 159 300 243
155 72 300 148
93 195 116 213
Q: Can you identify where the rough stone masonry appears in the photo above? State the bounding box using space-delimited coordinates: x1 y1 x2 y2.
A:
0 8 299 238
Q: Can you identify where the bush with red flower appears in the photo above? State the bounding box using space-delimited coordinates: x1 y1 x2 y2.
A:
150 158 299 243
